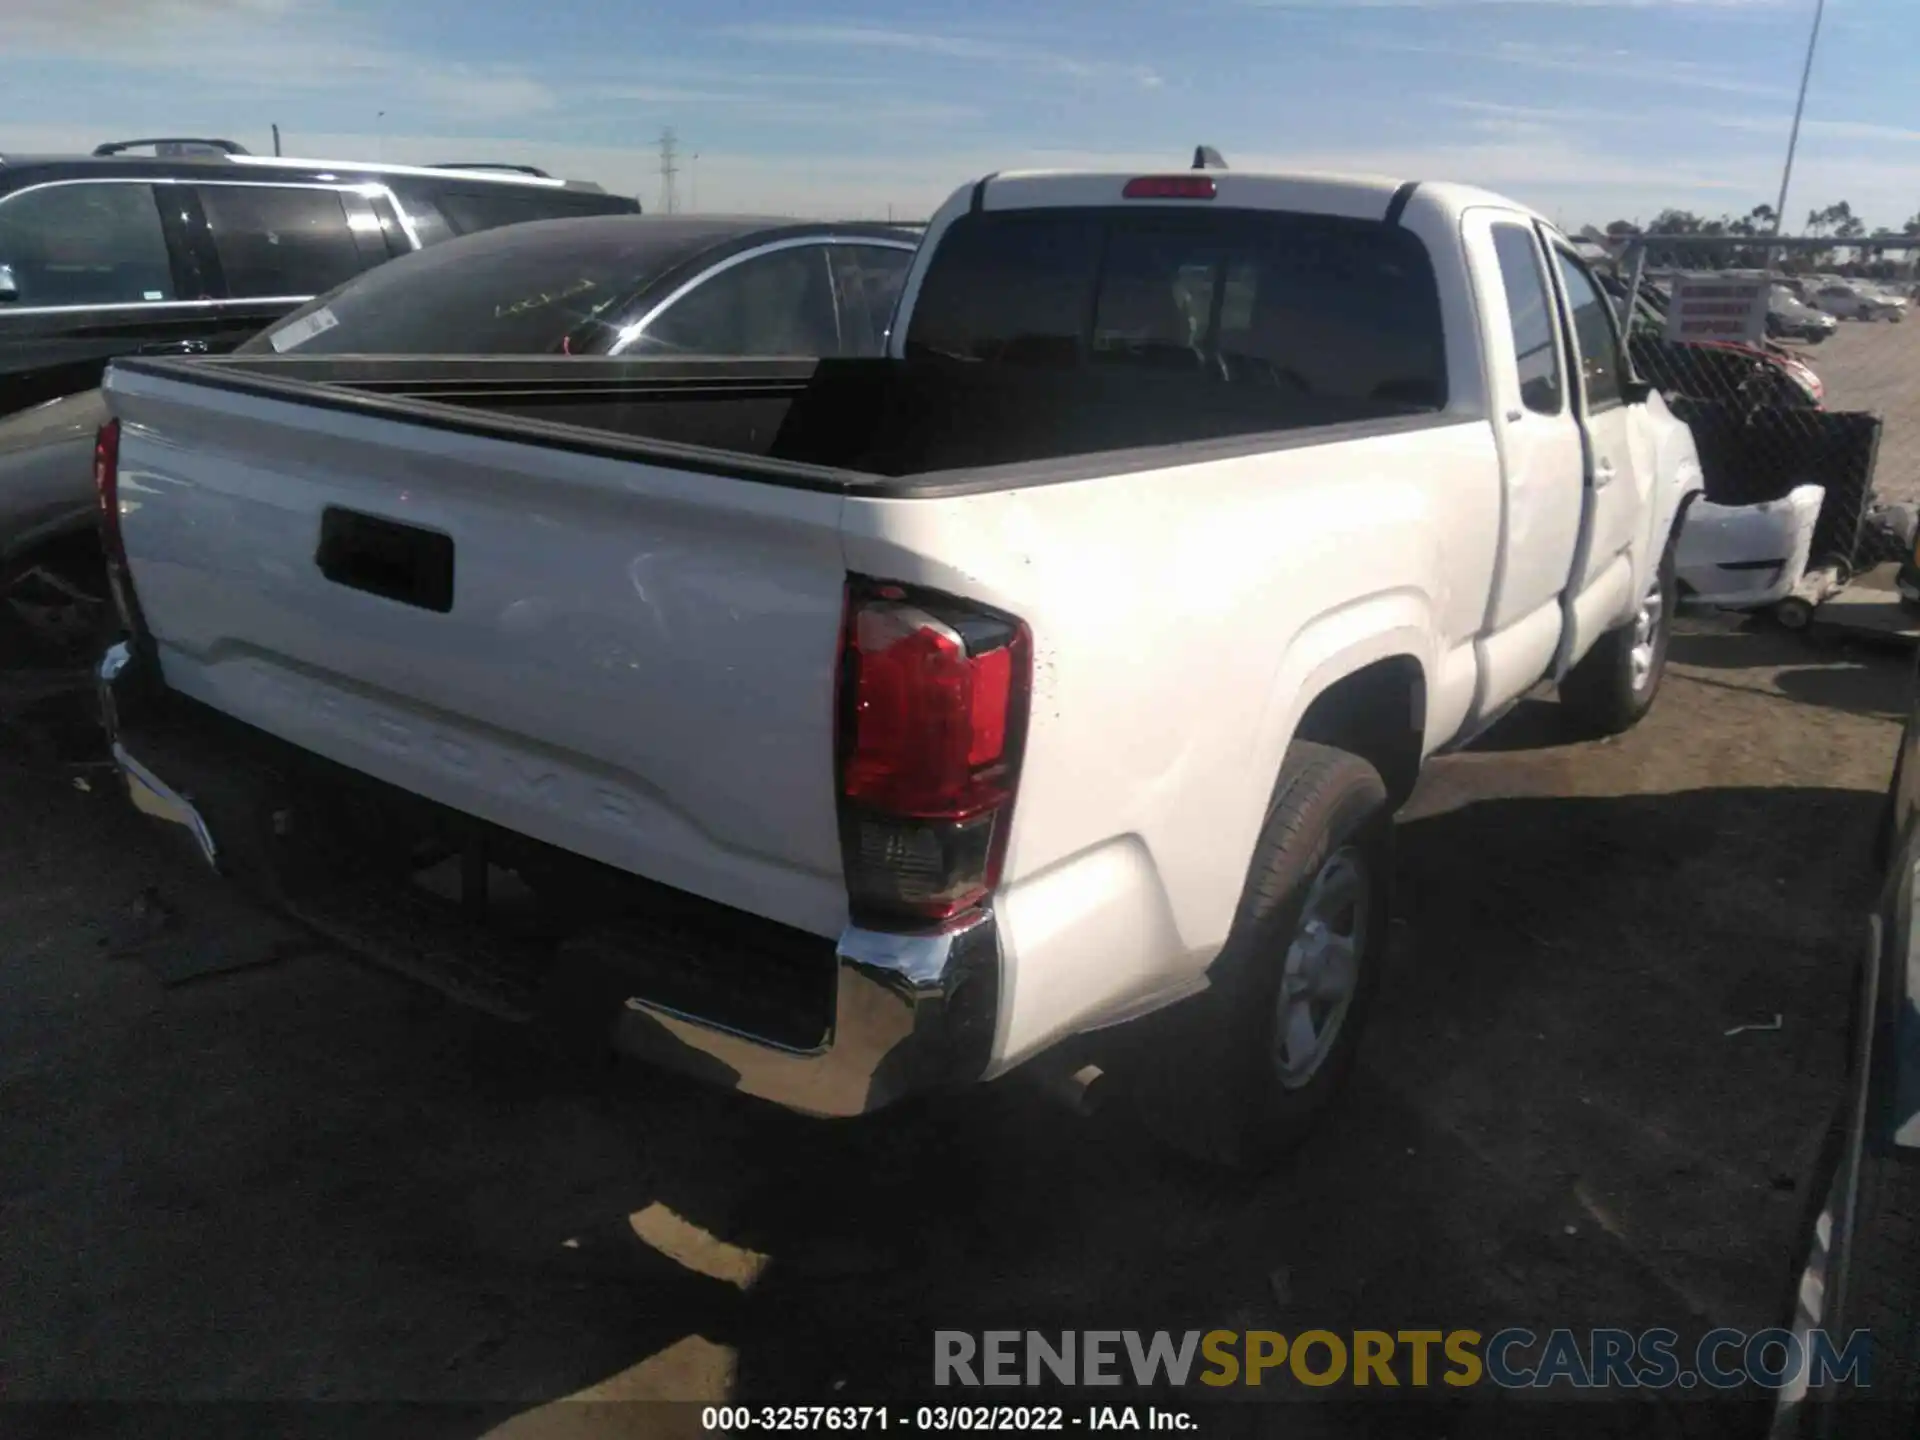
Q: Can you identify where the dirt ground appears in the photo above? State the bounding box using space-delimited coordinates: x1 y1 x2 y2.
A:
0 605 1906 1438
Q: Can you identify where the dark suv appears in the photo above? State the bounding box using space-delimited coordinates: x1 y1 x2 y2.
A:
0 137 638 418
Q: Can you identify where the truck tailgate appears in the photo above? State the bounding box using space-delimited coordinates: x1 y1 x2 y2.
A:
104 364 851 938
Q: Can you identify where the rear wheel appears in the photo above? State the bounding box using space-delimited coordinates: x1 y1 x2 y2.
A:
1559 536 1678 737
1133 741 1392 1171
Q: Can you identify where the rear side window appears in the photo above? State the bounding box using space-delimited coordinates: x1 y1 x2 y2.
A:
830 244 915 353
1552 250 1625 411
0 182 177 307
633 246 840 356
906 208 1447 409
197 186 372 298
1489 223 1563 415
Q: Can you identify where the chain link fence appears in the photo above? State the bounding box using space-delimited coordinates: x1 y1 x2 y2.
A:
1601 233 1918 600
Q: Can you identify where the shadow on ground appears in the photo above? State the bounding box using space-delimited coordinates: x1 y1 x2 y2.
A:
0 763 1872 1440
1668 621 1911 722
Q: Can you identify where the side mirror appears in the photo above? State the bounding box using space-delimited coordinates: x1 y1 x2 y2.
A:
1518 376 1559 413
1620 377 1656 407
0 264 17 302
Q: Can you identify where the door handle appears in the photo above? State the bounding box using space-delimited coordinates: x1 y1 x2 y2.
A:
1593 458 1616 489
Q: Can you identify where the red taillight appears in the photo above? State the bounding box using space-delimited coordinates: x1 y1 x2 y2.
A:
94 418 121 545
93 417 143 636
1123 175 1217 201
837 580 1032 926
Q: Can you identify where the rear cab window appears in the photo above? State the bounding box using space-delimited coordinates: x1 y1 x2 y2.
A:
1488 223 1564 416
904 207 1448 410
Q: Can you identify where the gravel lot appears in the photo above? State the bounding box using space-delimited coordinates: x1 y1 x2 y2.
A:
0 607 1904 1437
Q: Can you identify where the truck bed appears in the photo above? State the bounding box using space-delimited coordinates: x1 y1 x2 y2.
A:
110 353 1450 493
102 347 1489 1018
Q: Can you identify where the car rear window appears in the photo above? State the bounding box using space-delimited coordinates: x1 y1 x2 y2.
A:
239 218 734 356
905 207 1448 409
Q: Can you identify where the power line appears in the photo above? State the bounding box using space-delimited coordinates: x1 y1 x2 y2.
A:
658 127 680 216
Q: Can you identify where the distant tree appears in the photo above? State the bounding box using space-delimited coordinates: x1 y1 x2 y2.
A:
1904 211 1920 238
1649 208 1706 235
1605 219 1641 238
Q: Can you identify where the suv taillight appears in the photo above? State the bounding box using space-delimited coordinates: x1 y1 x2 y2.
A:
836 579 1032 927
94 418 143 635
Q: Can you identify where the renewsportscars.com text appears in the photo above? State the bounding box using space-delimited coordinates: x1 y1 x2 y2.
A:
933 1328 1872 1392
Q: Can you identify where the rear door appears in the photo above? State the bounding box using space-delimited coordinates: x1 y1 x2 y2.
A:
1461 210 1585 708
191 182 392 348
1548 239 1648 630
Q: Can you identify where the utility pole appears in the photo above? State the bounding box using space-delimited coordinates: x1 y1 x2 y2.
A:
658 127 680 215
690 152 700 212
271 123 282 156
1769 0 1827 274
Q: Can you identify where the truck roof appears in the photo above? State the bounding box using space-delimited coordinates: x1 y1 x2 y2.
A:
974 168 1555 233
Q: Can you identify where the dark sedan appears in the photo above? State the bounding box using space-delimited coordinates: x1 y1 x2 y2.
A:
241 214 918 360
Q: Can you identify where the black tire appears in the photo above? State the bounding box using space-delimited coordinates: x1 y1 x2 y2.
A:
1558 534 1679 737
1132 741 1393 1171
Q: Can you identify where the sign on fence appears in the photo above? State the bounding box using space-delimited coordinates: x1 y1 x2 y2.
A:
1662 274 1770 344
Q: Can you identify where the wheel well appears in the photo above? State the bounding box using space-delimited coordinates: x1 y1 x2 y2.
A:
1292 657 1426 809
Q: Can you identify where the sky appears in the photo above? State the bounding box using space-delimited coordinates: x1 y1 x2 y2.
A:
2 0 1915 231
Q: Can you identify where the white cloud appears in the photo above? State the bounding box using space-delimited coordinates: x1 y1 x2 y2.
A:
1356 35 1792 96
721 23 1165 89
5 0 559 121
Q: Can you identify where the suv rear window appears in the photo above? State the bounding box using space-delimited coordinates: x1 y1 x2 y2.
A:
433 189 633 237
905 208 1447 409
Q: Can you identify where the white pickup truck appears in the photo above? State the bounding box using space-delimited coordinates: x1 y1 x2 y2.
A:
96 165 1703 1166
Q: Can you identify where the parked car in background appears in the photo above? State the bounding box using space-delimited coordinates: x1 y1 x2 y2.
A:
241 213 918 361
0 213 916 661
1772 658 1920 1438
0 137 638 420
1768 285 1839 344
1811 281 1906 323
97 164 1701 1166
0 137 637 661
1601 272 1824 409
